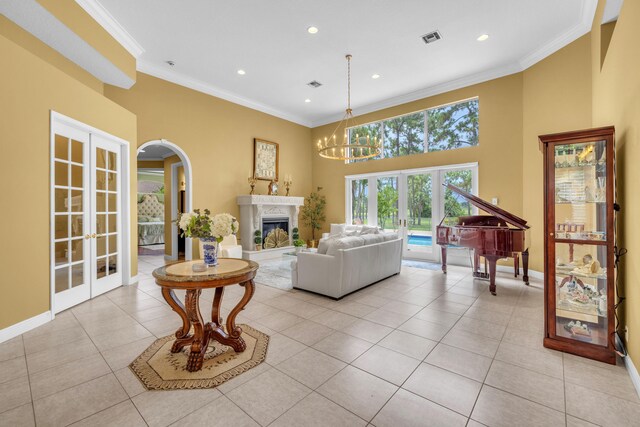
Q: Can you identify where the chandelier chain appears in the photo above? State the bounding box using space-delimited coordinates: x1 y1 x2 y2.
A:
346 54 351 112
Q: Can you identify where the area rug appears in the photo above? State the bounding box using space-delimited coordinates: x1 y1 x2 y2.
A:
254 257 295 290
130 324 269 390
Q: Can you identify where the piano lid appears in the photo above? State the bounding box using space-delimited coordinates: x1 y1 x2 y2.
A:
444 184 529 230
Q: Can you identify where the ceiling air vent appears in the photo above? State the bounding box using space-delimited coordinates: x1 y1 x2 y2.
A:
421 30 442 44
307 80 323 88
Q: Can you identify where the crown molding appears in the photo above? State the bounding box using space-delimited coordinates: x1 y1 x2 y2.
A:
311 62 523 127
74 0 144 58
137 59 313 127
518 0 597 69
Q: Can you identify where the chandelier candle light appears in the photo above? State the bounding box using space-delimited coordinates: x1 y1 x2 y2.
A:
317 54 382 161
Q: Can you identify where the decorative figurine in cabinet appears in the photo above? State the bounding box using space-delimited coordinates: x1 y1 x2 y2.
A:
539 126 617 364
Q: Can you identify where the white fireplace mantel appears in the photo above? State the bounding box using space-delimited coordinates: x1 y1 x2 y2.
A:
237 195 304 253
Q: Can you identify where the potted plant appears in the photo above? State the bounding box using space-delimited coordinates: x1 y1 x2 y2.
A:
293 238 306 253
301 187 326 248
254 229 262 251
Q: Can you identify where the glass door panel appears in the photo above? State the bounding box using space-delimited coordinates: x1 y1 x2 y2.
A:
350 179 369 225
377 177 399 233
443 170 473 226
404 173 434 259
554 242 608 347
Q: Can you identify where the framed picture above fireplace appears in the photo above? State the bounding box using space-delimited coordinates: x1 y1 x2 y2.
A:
253 138 279 181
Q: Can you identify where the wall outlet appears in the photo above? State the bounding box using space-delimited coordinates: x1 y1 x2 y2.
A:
491 197 498 205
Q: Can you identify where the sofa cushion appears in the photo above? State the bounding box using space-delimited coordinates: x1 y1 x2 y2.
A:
359 225 380 235
330 224 346 235
382 232 400 241
326 236 365 256
361 234 385 245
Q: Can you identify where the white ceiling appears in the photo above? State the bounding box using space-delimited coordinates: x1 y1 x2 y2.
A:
91 0 596 127
137 144 177 160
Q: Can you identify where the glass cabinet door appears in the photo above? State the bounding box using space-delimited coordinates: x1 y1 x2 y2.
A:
552 139 608 347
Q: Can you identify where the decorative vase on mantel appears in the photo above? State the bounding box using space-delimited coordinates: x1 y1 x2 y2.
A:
200 237 219 267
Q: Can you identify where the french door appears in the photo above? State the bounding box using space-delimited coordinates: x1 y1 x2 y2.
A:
52 120 124 313
346 163 478 262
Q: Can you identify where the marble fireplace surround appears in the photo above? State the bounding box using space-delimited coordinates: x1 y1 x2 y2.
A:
237 195 304 257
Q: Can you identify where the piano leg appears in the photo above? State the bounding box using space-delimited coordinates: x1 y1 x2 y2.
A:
441 246 447 274
522 248 530 285
473 251 480 274
514 253 520 277
487 256 499 296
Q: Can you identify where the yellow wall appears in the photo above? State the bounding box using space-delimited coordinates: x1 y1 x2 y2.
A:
137 160 164 169
590 0 640 364
36 0 136 82
522 35 594 272
311 74 524 243
104 73 313 250
0 32 137 330
0 16 103 93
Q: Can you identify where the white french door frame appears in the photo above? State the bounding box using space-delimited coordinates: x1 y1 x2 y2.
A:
345 162 479 262
170 161 182 261
50 111 132 317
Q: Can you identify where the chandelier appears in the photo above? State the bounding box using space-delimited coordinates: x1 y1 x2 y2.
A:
317 54 382 161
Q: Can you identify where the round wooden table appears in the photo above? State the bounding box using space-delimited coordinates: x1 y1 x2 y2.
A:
152 259 259 372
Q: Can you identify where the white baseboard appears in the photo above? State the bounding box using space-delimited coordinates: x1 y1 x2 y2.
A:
625 355 640 399
0 311 52 344
128 275 139 285
164 254 177 261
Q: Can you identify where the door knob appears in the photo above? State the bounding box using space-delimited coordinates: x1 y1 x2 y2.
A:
91 233 97 238
85 234 91 240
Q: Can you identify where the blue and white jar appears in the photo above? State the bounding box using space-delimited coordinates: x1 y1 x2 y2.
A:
200 237 219 267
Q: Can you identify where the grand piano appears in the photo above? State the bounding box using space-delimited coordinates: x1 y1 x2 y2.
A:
436 184 530 295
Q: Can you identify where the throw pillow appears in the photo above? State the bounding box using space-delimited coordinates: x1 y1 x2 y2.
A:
359 225 380 235
330 224 346 235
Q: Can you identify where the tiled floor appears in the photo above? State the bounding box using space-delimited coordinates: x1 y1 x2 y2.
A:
1 255 639 426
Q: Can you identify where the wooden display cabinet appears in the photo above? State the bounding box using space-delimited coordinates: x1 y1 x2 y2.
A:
539 126 617 364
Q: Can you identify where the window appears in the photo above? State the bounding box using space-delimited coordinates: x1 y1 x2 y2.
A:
350 179 369 225
347 98 478 162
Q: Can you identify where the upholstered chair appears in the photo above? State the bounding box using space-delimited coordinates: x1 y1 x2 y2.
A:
198 235 243 259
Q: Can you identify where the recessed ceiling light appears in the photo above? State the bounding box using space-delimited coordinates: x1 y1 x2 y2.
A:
305 99 311 103
237 69 246 75
477 34 489 41
371 74 380 79
307 26 319 34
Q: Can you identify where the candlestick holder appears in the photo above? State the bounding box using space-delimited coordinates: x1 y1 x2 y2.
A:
283 178 293 196
247 176 257 195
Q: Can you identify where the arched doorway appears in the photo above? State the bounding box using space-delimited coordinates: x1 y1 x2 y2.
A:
136 139 193 261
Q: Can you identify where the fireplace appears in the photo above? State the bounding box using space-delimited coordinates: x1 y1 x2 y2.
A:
262 217 289 248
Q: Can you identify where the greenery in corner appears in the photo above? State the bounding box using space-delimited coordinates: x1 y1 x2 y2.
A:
301 188 326 241
292 227 300 240
254 229 262 245
293 239 306 247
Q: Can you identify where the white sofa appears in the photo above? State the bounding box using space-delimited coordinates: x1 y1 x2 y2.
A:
291 225 402 299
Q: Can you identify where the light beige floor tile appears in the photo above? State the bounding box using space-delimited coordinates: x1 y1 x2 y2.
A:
81 315 142 337
566 415 599 427
33 374 128 427
101 336 157 370
282 301 328 320
0 403 34 427
564 355 639 403
398 317 451 341
133 388 222 427
244 301 281 320
0 356 27 385
508 313 544 334
317 365 397 421
425 344 492 382
217 362 272 395
353 294 388 308
0 376 31 415
271 392 366 427
352 345 420 386
466 420 487 427
372 388 467 427
471 385 565 427
464 306 511 326
363 308 412 328
380 300 423 316
128 305 173 323
494 341 563 379
70 400 146 427
276 347 345 389
311 310 359 329
426 299 470 315
441 328 500 358
22 325 88 355
114 367 146 398
342 319 393 343
280 320 334 346
169 396 259 427
435 292 477 306
227 368 310 426
29 353 111 400
264 333 306 365
413 307 460 328
92 324 153 352
312 331 373 363
26 337 98 374
378 330 437 360
22 313 78 340
566 382 640 426
140 314 181 337
485 360 565 411
403 363 481 416
501 326 543 351
0 337 25 363
332 301 377 318
452 315 506 340
257 311 305 332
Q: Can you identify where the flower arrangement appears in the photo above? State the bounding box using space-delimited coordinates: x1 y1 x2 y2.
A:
176 209 238 242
